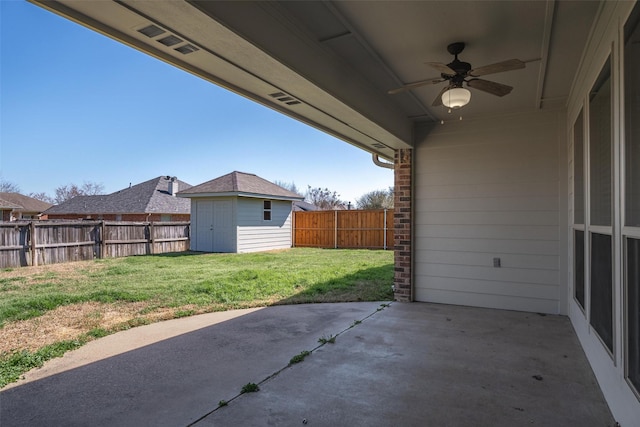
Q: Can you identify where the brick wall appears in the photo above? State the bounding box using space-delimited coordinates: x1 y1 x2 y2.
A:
393 148 412 302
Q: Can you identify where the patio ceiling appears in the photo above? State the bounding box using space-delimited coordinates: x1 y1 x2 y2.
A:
31 1 601 160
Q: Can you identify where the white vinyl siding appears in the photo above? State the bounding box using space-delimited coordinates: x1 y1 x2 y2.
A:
414 109 566 314
237 198 293 253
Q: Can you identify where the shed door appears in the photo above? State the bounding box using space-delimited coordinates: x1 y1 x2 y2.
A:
195 201 214 252
212 200 233 252
195 200 234 252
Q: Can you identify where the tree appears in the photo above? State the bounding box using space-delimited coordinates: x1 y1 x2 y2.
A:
54 181 105 204
28 192 55 204
274 180 302 196
0 179 20 193
305 186 346 210
356 187 394 210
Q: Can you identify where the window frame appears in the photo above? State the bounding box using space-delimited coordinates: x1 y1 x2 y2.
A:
263 200 272 221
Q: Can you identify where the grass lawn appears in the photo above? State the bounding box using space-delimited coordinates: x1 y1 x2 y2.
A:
0 248 393 387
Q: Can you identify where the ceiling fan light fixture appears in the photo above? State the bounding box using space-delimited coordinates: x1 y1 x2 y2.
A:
442 87 471 109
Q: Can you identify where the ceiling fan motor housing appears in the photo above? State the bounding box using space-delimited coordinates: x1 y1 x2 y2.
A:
443 42 471 87
447 59 471 75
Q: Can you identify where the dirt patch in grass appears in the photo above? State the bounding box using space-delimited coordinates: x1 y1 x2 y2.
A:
0 301 178 354
1 262 107 290
2 261 106 279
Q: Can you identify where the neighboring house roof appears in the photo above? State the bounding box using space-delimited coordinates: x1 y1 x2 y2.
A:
178 171 304 201
293 201 318 211
0 192 52 213
0 199 23 210
44 176 192 215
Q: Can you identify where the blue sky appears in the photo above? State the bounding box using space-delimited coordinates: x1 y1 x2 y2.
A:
0 1 393 204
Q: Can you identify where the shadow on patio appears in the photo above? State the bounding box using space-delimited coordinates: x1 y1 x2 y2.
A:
0 302 613 426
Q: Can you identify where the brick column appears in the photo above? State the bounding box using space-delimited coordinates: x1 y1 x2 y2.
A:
393 148 412 302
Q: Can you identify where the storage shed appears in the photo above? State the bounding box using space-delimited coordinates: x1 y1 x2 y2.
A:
178 171 304 253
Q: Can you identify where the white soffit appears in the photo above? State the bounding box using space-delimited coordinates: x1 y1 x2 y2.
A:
30 0 408 159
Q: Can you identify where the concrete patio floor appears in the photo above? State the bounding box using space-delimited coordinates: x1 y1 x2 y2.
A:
0 302 614 426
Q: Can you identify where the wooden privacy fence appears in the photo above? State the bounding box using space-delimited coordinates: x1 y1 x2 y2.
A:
0 221 190 268
293 209 393 250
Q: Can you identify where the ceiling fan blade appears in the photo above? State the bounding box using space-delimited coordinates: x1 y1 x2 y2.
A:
388 77 445 95
431 86 450 107
469 59 525 77
467 78 513 97
426 62 457 75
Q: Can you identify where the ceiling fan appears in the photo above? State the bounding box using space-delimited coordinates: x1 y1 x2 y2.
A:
388 42 526 109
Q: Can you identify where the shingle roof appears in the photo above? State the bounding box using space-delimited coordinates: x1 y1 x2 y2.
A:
0 198 23 210
293 201 318 211
0 193 52 212
178 171 304 200
44 176 192 215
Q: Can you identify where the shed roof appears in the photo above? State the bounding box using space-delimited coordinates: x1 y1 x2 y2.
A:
0 192 52 212
44 176 192 215
178 171 304 201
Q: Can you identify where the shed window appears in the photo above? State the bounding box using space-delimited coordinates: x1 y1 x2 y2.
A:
263 200 272 221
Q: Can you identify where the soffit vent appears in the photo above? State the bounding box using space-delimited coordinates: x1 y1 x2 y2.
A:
175 44 199 55
158 35 183 47
371 143 387 149
138 25 166 38
268 92 302 106
135 24 200 55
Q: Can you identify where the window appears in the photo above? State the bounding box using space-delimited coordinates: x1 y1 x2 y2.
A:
575 230 585 309
161 215 172 222
625 2 640 396
574 109 586 312
263 200 272 221
591 233 613 353
627 238 640 393
586 56 614 355
626 5 640 227
589 57 612 227
574 109 585 224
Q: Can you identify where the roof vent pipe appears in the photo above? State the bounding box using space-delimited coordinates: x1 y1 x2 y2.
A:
372 153 394 169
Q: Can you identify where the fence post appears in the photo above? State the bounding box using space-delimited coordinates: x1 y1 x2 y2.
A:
29 221 37 267
383 209 387 250
334 210 338 249
101 221 106 259
150 222 155 255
